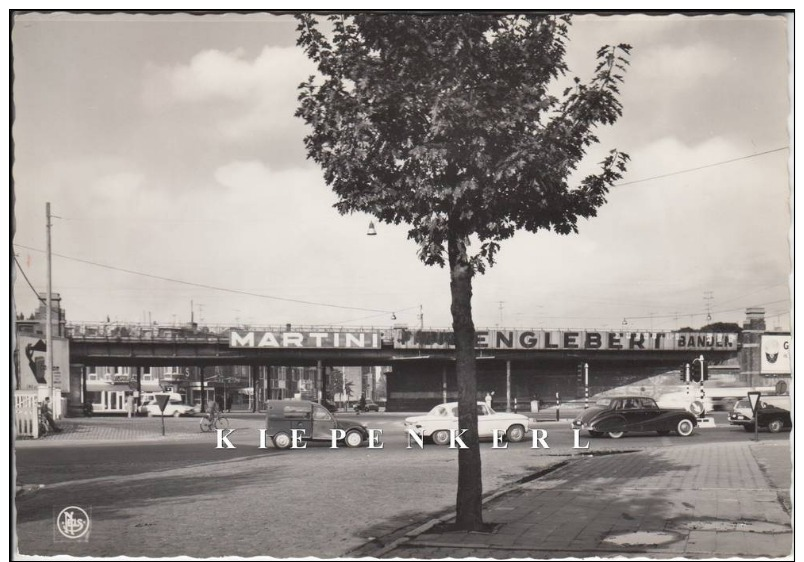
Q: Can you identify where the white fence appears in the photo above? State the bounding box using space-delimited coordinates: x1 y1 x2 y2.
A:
15 392 40 439
14 389 64 439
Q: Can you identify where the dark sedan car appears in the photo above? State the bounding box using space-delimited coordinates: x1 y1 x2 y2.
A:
571 396 698 439
353 399 380 413
745 405 792 433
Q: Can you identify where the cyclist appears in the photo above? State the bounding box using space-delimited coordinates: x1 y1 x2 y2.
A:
206 398 221 424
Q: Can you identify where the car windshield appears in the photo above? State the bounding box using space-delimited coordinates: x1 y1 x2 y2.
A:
735 399 750 408
427 405 452 417
595 398 614 408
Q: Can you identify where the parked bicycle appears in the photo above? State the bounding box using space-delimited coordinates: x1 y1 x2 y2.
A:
37 411 51 437
199 413 230 432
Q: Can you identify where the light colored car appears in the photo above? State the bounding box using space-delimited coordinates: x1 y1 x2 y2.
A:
728 398 753 428
656 391 714 416
140 398 197 417
404 401 529 445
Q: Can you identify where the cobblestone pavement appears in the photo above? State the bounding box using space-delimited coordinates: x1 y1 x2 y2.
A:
15 414 267 444
14 418 569 558
359 440 792 559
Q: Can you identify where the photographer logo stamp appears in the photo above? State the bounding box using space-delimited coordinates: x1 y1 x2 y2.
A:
55 506 91 541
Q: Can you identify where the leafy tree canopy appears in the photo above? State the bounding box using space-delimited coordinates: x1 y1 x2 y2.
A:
296 13 631 273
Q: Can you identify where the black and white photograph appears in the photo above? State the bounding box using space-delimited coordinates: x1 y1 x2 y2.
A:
11 9 793 560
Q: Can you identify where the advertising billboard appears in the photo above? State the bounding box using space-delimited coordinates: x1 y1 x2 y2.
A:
394 329 738 351
760 334 791 374
16 335 70 391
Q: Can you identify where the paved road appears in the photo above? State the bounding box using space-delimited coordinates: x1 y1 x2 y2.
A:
13 412 790 558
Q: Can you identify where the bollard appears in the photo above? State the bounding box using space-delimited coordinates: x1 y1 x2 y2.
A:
555 392 560 422
514 398 518 413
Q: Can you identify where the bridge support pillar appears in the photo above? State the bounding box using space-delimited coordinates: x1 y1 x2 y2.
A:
200 366 206 413
82 365 87 404
506 360 511 412
249 365 256 412
135 366 141 406
316 360 324 403
442 365 448 404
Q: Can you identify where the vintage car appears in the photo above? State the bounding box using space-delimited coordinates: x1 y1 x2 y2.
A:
730 396 791 433
265 399 369 449
571 396 698 438
353 398 380 413
139 396 197 417
404 401 530 445
728 398 754 428
750 404 792 433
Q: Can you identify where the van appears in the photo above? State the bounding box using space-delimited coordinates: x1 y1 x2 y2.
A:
265 400 369 449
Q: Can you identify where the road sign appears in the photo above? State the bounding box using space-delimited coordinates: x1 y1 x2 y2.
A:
155 394 170 436
155 394 171 412
747 391 761 442
747 391 762 414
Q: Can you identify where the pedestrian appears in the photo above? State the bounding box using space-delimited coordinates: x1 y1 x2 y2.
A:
226 394 233 413
358 394 366 414
485 391 494 410
40 397 62 433
126 394 135 418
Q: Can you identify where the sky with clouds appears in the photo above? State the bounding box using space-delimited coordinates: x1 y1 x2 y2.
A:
11 11 792 333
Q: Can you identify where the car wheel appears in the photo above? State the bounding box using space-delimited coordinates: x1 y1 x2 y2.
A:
608 431 624 439
768 418 785 433
173 411 181 417
588 430 604 438
743 424 755 432
676 418 694 437
345 429 364 448
272 432 291 449
147 411 155 417
506 424 526 443
657 430 671 436
432 430 450 446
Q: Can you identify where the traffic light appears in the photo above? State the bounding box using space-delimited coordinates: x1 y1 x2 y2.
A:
575 363 585 398
690 359 708 383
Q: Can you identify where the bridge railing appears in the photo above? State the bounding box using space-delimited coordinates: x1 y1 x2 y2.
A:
65 322 398 342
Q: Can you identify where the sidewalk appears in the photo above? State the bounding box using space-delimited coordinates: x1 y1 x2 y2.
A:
354 440 792 559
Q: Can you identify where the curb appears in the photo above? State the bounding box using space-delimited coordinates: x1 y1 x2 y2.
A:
353 456 580 558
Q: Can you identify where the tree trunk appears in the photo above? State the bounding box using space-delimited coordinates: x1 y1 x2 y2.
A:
448 234 484 531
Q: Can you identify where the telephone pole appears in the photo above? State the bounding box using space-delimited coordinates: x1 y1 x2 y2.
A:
46 203 54 403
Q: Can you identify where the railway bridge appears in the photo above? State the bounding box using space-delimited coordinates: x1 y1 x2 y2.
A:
65 324 748 411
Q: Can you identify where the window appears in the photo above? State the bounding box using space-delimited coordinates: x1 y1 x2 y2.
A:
312 405 332 421
282 405 310 419
640 398 658 409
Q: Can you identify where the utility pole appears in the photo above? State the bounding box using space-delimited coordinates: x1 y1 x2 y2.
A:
46 203 54 407
704 291 714 322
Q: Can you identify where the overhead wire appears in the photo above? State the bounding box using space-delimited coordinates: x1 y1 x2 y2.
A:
12 255 46 304
13 243 413 316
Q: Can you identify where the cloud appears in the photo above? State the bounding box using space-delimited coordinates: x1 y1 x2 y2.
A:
144 46 316 142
